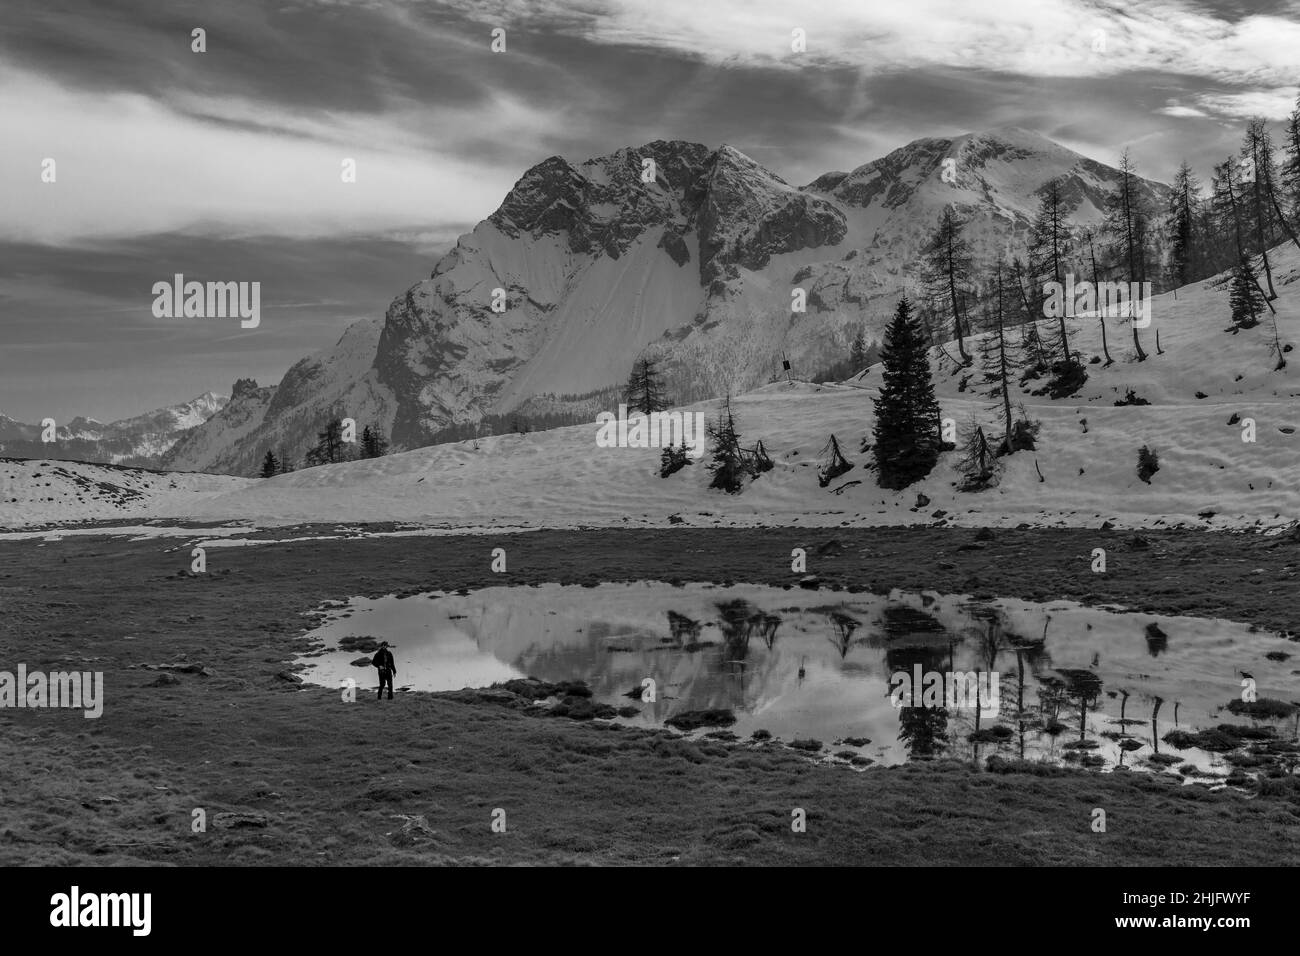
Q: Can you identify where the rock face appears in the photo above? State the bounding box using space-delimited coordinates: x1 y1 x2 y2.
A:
164 319 394 476
164 129 1170 475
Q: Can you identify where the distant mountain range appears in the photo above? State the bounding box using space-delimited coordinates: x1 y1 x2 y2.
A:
161 126 1168 476
0 392 227 467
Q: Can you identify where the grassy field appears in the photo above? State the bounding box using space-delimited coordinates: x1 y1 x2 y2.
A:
1 526 1297 865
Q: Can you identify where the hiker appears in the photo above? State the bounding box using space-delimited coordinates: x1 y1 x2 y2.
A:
371 641 396 700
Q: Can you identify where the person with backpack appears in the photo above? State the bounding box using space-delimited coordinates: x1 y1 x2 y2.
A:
371 641 396 701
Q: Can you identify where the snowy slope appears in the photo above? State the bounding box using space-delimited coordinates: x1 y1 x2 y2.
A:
0 458 249 528
70 242 1290 534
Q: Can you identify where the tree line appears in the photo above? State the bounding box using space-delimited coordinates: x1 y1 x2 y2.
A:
916 97 1300 386
258 418 389 477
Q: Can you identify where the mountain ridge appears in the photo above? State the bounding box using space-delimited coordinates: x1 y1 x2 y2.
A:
0 391 227 467
163 127 1170 476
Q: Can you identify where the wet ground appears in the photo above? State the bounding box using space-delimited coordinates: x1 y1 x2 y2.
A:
2 525 1297 865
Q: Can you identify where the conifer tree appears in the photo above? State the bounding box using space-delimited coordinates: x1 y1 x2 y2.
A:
816 434 854 488
748 439 774 474
1105 150 1152 360
259 449 280 478
1029 178 1074 355
1079 228 1114 366
1241 120 1279 299
624 356 669 415
1165 161 1199 287
957 418 997 491
360 424 389 459
1229 252 1266 330
849 328 869 374
977 265 1022 453
1284 93 1300 221
872 296 941 489
304 418 345 466
920 207 974 365
659 441 691 478
706 395 747 494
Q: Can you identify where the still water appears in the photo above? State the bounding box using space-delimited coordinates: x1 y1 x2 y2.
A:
296 582 1298 778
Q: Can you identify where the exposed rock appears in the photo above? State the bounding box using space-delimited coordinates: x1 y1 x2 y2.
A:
212 811 269 830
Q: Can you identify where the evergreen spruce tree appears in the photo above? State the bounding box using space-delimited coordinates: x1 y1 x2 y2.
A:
1165 161 1199 287
957 418 997 491
659 441 691 478
1137 445 1160 484
872 296 941 489
624 356 669 415
259 449 280 478
849 328 869 373
360 424 389 459
706 395 747 494
1229 252 1265 330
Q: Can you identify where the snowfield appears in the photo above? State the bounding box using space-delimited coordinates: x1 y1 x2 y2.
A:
0 458 249 528
2 244 1297 534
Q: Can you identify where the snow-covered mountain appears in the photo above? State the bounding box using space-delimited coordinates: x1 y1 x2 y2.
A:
5 242 1297 532
0 391 227 466
165 127 1168 476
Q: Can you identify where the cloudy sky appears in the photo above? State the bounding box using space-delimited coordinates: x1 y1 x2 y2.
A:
3 0 1298 422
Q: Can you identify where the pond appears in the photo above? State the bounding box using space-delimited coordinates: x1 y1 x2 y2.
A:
295 582 1299 779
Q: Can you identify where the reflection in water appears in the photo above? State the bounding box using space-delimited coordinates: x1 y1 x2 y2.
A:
828 611 861 660
295 582 1298 780
667 610 701 645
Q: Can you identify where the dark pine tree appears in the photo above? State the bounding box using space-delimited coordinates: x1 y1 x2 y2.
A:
1241 120 1279 299
706 395 747 494
1165 161 1199 288
659 441 691 478
872 296 942 490
259 449 280 478
360 424 389 459
304 418 346 466
849 328 869 374
1229 252 1266 330
624 356 670 415
1284 93 1300 224
1028 177 1075 361
957 419 997 491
